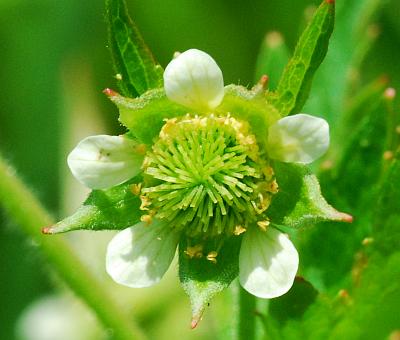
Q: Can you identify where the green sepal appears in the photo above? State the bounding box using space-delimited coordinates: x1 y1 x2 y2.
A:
270 0 335 116
106 0 163 98
106 88 187 144
110 85 281 146
216 85 281 146
267 162 352 229
44 176 143 234
254 31 290 90
178 236 242 327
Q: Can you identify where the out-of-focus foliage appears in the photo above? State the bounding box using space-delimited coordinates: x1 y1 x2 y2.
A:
259 1 400 339
1 0 400 339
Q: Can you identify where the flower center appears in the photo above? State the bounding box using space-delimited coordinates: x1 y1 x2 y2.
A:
141 114 278 237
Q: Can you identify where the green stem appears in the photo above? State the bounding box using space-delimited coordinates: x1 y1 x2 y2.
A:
0 155 147 340
237 284 257 340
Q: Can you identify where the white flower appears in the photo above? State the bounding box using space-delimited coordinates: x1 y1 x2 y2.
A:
267 113 329 164
164 49 224 111
163 49 329 165
239 226 299 298
67 135 144 189
106 220 180 288
68 49 330 299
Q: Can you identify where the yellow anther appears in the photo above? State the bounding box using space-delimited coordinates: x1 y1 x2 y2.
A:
185 244 203 259
159 118 178 139
206 251 218 264
268 179 279 194
260 193 272 211
140 195 151 211
234 225 246 236
140 214 152 225
252 192 272 215
262 166 274 180
257 220 270 231
130 183 142 196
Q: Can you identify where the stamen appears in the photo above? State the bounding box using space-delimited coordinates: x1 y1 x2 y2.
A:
141 115 278 237
234 225 246 235
130 183 142 196
206 251 218 264
257 220 270 231
185 244 203 258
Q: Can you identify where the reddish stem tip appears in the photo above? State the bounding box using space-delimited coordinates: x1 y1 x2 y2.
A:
190 319 198 329
260 75 269 84
257 75 269 89
325 0 335 4
342 213 353 223
103 88 117 97
41 226 53 235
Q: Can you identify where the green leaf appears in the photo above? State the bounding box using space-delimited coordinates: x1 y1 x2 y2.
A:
106 0 163 97
267 162 351 229
217 85 281 147
178 236 241 327
373 157 400 255
254 31 290 90
105 88 187 144
271 0 335 116
329 90 389 212
45 176 143 234
275 252 400 340
297 88 391 288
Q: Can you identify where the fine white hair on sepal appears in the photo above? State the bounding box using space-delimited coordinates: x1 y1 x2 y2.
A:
239 227 299 299
164 49 224 111
267 113 330 164
106 220 179 288
67 134 143 189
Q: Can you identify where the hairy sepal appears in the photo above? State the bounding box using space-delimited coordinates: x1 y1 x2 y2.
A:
106 88 187 144
44 177 143 234
217 85 281 147
178 236 241 328
267 162 352 229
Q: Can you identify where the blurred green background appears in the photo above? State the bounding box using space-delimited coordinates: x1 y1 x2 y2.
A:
1 0 399 339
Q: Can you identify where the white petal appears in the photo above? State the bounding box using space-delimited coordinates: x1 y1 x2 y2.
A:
106 220 179 288
239 227 299 299
267 114 329 164
164 49 224 111
67 135 143 189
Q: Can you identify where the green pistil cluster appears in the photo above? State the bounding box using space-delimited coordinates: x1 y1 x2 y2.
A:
140 114 277 237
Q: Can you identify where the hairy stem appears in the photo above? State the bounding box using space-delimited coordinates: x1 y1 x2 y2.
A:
0 155 146 340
